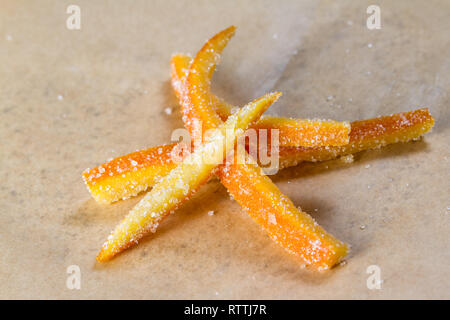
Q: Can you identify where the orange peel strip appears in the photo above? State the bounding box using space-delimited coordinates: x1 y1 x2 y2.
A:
171 53 351 147
97 91 281 261
83 109 434 204
183 26 347 269
278 108 435 168
218 156 348 268
82 144 178 204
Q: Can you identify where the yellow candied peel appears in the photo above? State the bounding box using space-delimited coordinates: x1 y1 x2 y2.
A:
97 92 281 261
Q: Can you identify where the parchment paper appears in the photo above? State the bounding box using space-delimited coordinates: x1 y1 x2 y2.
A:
0 0 449 299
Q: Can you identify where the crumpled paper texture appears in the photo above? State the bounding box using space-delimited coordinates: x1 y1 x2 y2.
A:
0 0 448 299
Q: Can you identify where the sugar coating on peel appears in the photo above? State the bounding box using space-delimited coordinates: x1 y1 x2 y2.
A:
97 92 280 261
253 116 350 147
171 53 350 147
278 108 435 169
82 144 177 204
182 25 347 269
171 53 236 122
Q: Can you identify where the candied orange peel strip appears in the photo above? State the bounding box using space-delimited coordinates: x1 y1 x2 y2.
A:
218 155 348 268
278 108 435 168
182 26 347 269
171 53 351 147
83 109 434 204
82 144 178 204
97 91 281 261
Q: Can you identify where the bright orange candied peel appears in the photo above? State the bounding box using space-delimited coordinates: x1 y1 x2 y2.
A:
83 144 177 204
278 108 435 168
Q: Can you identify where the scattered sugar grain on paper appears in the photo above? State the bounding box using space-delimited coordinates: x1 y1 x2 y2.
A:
164 107 172 115
365 164 371 169
207 210 214 216
57 95 63 101
5 34 12 41
360 225 366 230
341 154 354 163
368 43 373 48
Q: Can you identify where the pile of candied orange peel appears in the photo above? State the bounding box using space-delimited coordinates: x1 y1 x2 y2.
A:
83 26 434 270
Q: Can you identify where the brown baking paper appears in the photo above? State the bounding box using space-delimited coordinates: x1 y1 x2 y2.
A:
0 0 449 299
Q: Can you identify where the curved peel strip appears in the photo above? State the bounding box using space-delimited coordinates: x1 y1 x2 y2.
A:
171 53 350 147
183 26 348 269
171 53 233 120
97 92 281 261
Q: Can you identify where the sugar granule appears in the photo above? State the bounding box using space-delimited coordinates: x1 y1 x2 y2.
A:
341 154 354 163
164 107 172 115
